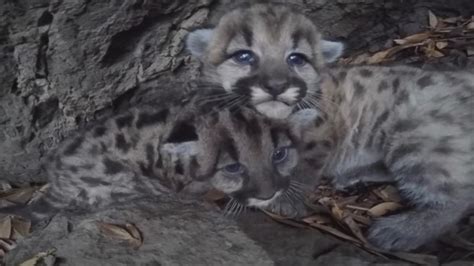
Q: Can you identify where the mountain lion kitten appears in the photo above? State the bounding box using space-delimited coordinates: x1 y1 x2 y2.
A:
4 88 310 224
187 3 474 251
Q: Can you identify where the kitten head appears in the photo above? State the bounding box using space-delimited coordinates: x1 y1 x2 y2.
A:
186 3 343 119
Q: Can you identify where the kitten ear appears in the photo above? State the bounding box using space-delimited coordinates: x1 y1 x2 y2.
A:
321 40 344 63
186 28 214 59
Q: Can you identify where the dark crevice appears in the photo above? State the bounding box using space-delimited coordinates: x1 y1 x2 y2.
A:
10 78 19 94
31 97 59 129
35 32 49 78
101 16 156 65
112 86 139 110
37 10 53 26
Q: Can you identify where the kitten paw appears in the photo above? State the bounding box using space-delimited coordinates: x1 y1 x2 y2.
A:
367 215 428 251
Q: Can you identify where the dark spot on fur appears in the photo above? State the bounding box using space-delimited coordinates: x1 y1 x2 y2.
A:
416 75 434 89
337 71 347 80
393 163 425 180
244 117 262 141
320 140 332 149
314 117 324 127
305 141 316 150
433 144 454 155
64 136 84 155
93 126 107 137
359 69 373 77
175 160 184 175
103 158 125 175
80 176 111 186
366 111 389 147
115 114 133 128
392 78 400 94
395 90 409 105
393 119 419 132
136 109 169 129
241 24 253 46
69 166 78 173
429 110 453 122
377 81 389 92
388 143 422 165
304 158 324 170
166 122 198 143
115 133 131 152
353 81 365 98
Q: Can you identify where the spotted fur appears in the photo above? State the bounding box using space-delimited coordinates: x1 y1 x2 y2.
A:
8 88 311 223
188 2 474 251
295 66 474 251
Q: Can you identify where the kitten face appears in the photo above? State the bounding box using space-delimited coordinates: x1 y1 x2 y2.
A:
195 107 302 210
186 3 343 119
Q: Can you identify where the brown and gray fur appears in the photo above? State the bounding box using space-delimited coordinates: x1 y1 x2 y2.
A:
5 88 310 224
187 3 474 251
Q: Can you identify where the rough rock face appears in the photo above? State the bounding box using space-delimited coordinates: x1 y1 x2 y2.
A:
5 196 401 265
1 0 472 185
5 196 275 265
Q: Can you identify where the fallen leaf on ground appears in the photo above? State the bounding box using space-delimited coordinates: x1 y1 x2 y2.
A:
96 222 143 249
19 248 57 266
367 202 403 217
0 216 12 239
11 216 31 239
428 10 439 29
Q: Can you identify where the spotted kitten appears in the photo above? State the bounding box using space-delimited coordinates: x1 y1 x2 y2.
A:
3 88 310 224
188 2 474 251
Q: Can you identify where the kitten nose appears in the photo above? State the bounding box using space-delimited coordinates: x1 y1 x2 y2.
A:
264 79 288 97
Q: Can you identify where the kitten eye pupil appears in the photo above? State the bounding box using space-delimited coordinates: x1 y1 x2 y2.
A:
272 147 288 163
224 163 243 174
287 53 307 67
232 50 256 65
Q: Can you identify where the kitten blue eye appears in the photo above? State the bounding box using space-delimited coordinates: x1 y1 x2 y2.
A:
232 50 256 65
223 163 244 174
272 147 289 164
287 53 308 67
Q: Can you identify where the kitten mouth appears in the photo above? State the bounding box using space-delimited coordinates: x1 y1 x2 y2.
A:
255 101 292 119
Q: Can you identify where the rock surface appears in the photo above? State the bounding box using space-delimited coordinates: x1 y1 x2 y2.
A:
5 196 407 266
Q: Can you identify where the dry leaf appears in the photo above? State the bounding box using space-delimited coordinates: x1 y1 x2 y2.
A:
467 22 474 30
19 248 56 266
368 202 402 217
442 16 461 24
308 222 361 244
428 10 439 29
302 214 332 225
11 216 31 239
342 216 368 244
97 222 143 249
0 216 12 239
435 41 448 49
97 222 133 240
1 187 37 204
125 223 143 249
373 185 401 202
393 32 431 45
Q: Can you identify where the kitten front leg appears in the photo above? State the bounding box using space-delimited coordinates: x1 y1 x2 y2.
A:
367 202 466 250
332 161 394 191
